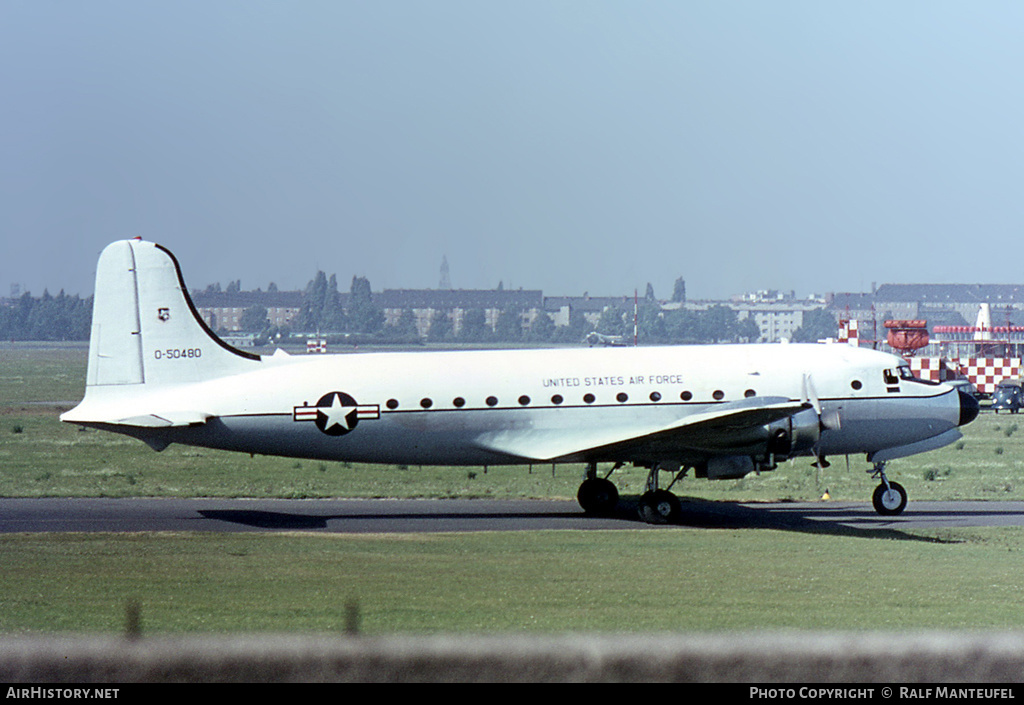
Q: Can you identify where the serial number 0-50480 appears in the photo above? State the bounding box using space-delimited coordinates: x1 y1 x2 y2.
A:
154 348 202 360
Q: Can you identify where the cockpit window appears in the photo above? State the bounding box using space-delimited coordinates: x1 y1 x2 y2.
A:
888 365 941 386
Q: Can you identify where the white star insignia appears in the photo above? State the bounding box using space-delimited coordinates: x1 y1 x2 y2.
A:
318 393 357 432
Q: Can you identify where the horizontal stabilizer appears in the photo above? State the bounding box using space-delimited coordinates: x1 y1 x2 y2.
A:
113 412 212 428
475 397 810 462
61 406 211 428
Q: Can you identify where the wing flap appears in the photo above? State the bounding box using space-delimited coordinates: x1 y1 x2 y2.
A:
475 397 810 462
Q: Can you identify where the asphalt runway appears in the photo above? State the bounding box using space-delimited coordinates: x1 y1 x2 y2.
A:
3 496 1024 535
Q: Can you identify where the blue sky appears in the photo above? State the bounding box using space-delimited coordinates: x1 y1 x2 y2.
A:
4 1 1024 300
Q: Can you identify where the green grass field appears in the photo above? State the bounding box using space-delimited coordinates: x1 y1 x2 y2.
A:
5 344 1024 635
3 528 1024 635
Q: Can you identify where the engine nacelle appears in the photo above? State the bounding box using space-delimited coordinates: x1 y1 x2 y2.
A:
764 408 821 460
688 407 824 480
704 455 755 480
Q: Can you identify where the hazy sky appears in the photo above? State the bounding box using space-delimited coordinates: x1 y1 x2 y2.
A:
4 1 1024 301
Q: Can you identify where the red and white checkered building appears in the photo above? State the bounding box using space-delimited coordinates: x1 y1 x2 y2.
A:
838 318 859 346
838 319 1022 395
908 357 1022 396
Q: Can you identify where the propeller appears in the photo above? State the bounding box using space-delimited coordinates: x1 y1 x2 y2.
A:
802 374 842 431
802 373 842 470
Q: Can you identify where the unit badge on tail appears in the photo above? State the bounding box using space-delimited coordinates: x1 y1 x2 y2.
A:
293 392 380 436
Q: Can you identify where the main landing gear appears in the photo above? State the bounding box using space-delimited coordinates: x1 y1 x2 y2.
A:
577 462 620 517
637 463 684 524
577 462 685 524
578 460 911 521
869 461 908 516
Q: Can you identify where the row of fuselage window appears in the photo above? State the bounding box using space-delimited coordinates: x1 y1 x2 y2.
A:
384 388 760 411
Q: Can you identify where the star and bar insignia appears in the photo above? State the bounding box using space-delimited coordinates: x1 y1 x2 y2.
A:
293 392 380 436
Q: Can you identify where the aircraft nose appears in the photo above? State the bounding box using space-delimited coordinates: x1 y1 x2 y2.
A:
958 390 980 426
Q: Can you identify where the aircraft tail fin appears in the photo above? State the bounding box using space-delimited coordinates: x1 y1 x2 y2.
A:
80 238 261 390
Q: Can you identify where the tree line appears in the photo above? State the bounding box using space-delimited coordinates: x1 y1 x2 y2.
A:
232 270 770 345
0 291 92 341
241 270 831 345
1 273 836 345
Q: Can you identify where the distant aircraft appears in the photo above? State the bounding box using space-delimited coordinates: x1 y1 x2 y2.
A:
62 240 979 521
585 331 627 347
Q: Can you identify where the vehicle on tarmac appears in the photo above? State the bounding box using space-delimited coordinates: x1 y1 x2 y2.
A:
991 380 1024 414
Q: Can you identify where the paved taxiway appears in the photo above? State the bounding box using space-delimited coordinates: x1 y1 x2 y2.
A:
3 497 1024 534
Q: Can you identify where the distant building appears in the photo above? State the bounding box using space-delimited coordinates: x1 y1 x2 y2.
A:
543 295 636 329
191 290 303 332
734 301 825 343
377 288 544 337
439 256 451 290
830 284 1024 346
191 277 1024 346
654 298 823 343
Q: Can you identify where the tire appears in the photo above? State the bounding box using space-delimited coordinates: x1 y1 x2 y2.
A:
872 481 907 516
577 478 619 516
638 490 681 524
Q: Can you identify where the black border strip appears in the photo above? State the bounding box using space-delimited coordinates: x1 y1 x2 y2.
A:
153 243 262 362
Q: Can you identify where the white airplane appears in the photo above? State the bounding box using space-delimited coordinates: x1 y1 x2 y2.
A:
62 239 979 522
585 331 628 347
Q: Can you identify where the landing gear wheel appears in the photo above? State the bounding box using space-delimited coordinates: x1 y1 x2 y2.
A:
577 478 619 516
638 490 681 524
872 481 907 516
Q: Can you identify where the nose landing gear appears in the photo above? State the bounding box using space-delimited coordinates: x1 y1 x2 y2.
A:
870 461 908 516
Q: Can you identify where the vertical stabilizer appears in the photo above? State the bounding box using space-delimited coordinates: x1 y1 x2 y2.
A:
86 240 145 386
82 239 261 390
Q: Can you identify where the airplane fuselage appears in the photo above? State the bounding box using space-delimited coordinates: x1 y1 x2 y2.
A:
60 239 979 520
81 343 963 467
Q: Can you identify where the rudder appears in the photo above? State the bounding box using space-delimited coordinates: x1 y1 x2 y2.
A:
84 239 260 389
86 239 145 386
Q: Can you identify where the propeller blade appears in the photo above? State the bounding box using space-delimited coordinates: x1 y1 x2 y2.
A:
802 374 822 415
804 374 841 430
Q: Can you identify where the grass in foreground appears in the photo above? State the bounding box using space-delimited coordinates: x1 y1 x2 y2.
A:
2 528 1024 635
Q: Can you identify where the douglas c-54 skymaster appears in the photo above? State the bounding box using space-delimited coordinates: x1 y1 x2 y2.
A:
62 239 980 522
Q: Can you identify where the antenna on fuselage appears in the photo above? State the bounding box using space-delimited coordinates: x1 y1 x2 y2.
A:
633 289 638 346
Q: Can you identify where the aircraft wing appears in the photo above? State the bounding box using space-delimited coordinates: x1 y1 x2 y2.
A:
474 397 812 462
